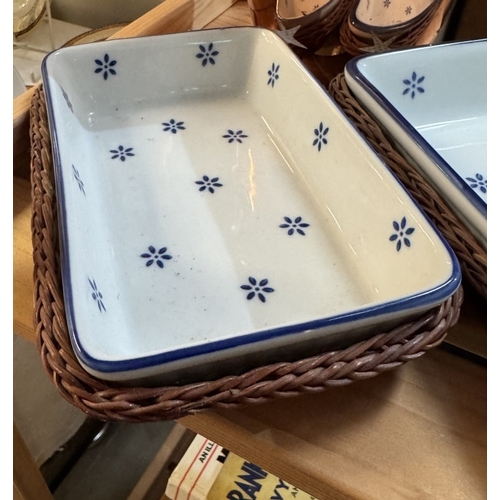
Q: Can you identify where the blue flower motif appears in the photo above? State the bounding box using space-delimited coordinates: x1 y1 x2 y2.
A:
279 216 310 235
313 122 329 151
94 54 117 80
196 43 219 66
267 63 280 87
110 145 135 161
466 173 487 194
89 278 106 312
72 165 85 195
389 217 415 251
195 175 223 193
403 72 425 99
141 246 172 268
162 119 186 134
241 277 275 303
223 130 248 144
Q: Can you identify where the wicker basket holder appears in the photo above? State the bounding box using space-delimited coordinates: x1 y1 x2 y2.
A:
339 0 444 55
30 82 465 423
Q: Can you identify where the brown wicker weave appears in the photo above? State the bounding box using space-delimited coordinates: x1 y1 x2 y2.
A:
339 0 443 55
329 74 486 298
30 84 463 422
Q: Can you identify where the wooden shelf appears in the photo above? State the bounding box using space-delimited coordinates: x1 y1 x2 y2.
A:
180 346 486 499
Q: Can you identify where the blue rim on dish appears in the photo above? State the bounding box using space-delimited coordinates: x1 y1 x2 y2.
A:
41 27 461 376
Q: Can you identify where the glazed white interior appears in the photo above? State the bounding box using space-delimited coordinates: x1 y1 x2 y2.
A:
43 28 457 373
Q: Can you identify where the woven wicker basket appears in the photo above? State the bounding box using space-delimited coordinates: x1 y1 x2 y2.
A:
329 73 486 299
30 84 464 423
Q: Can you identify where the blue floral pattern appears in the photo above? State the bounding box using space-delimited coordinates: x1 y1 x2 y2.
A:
72 165 85 195
141 246 172 268
403 72 425 99
162 119 185 134
196 43 219 66
89 278 106 312
466 173 487 194
389 217 415 251
110 145 135 161
223 130 248 143
52 32 464 348
267 63 280 87
94 54 117 80
195 176 223 193
279 216 309 235
241 277 274 303
313 122 329 151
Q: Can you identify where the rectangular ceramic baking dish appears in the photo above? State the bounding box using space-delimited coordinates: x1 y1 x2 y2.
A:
42 27 460 384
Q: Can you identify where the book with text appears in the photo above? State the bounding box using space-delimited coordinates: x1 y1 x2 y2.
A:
165 433 317 500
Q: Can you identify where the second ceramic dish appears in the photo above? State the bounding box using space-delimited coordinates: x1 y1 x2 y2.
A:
345 39 487 249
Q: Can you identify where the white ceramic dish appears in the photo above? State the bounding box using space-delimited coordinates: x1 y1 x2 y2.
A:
345 39 487 249
42 27 460 385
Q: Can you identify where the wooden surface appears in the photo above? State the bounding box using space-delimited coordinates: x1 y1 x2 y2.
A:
13 2 487 499
14 423 54 500
127 424 196 500
180 346 486 500
106 0 239 40
13 177 35 344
